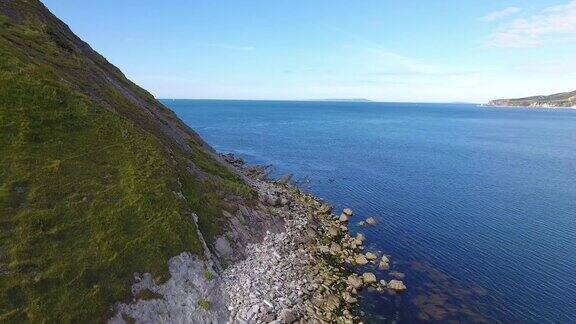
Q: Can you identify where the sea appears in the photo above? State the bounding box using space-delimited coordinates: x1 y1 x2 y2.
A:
163 99 576 323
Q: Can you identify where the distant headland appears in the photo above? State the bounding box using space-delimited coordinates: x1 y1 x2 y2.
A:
487 90 576 109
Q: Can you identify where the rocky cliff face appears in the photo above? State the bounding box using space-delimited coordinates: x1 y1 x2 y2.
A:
488 90 576 108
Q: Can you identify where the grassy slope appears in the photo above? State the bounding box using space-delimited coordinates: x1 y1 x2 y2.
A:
0 1 253 322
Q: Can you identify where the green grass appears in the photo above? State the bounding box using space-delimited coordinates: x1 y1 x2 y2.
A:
0 2 254 323
203 270 214 281
197 299 211 311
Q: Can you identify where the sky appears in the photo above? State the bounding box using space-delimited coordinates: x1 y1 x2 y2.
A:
42 0 576 103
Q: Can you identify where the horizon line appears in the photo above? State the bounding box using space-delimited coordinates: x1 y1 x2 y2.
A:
157 98 483 105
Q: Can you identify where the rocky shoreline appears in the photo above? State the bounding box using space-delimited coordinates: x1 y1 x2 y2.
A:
109 153 406 323
221 154 406 323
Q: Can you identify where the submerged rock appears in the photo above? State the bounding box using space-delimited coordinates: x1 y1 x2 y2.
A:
389 271 405 279
365 217 377 225
277 173 293 185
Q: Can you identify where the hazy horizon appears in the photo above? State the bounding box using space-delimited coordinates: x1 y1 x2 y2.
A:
160 97 484 104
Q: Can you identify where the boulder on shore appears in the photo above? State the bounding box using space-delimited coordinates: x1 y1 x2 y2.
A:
319 204 332 215
362 272 377 284
342 292 358 304
347 275 363 289
354 255 369 265
339 213 349 222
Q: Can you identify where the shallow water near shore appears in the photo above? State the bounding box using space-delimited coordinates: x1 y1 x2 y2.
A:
164 99 576 323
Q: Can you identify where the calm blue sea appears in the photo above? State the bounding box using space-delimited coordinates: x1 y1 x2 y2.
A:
163 100 576 323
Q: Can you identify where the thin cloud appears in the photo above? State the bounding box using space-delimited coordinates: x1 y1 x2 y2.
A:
484 0 576 48
480 7 522 22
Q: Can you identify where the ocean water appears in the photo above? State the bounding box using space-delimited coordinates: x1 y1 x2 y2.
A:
163 100 576 323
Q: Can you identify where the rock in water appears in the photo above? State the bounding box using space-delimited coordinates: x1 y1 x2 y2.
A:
365 252 377 260
354 255 369 265
362 272 377 284
277 173 293 185
388 279 407 291
339 213 349 222
343 208 353 216
379 255 390 269
365 217 376 225
378 260 390 270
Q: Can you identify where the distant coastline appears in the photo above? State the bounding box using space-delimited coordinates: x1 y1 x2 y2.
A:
487 89 576 109
484 102 576 109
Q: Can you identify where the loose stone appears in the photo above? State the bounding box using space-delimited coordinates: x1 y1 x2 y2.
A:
347 275 363 289
362 272 377 284
354 255 369 265
365 252 377 261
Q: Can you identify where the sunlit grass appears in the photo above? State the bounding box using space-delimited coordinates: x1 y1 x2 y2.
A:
0 3 254 322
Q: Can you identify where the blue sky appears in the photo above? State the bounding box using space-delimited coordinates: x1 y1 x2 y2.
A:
43 0 576 102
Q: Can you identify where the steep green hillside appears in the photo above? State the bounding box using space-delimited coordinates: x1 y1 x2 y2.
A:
488 90 576 108
0 0 253 322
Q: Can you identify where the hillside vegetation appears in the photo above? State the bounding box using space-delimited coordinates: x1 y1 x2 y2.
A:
0 0 253 322
488 90 576 108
